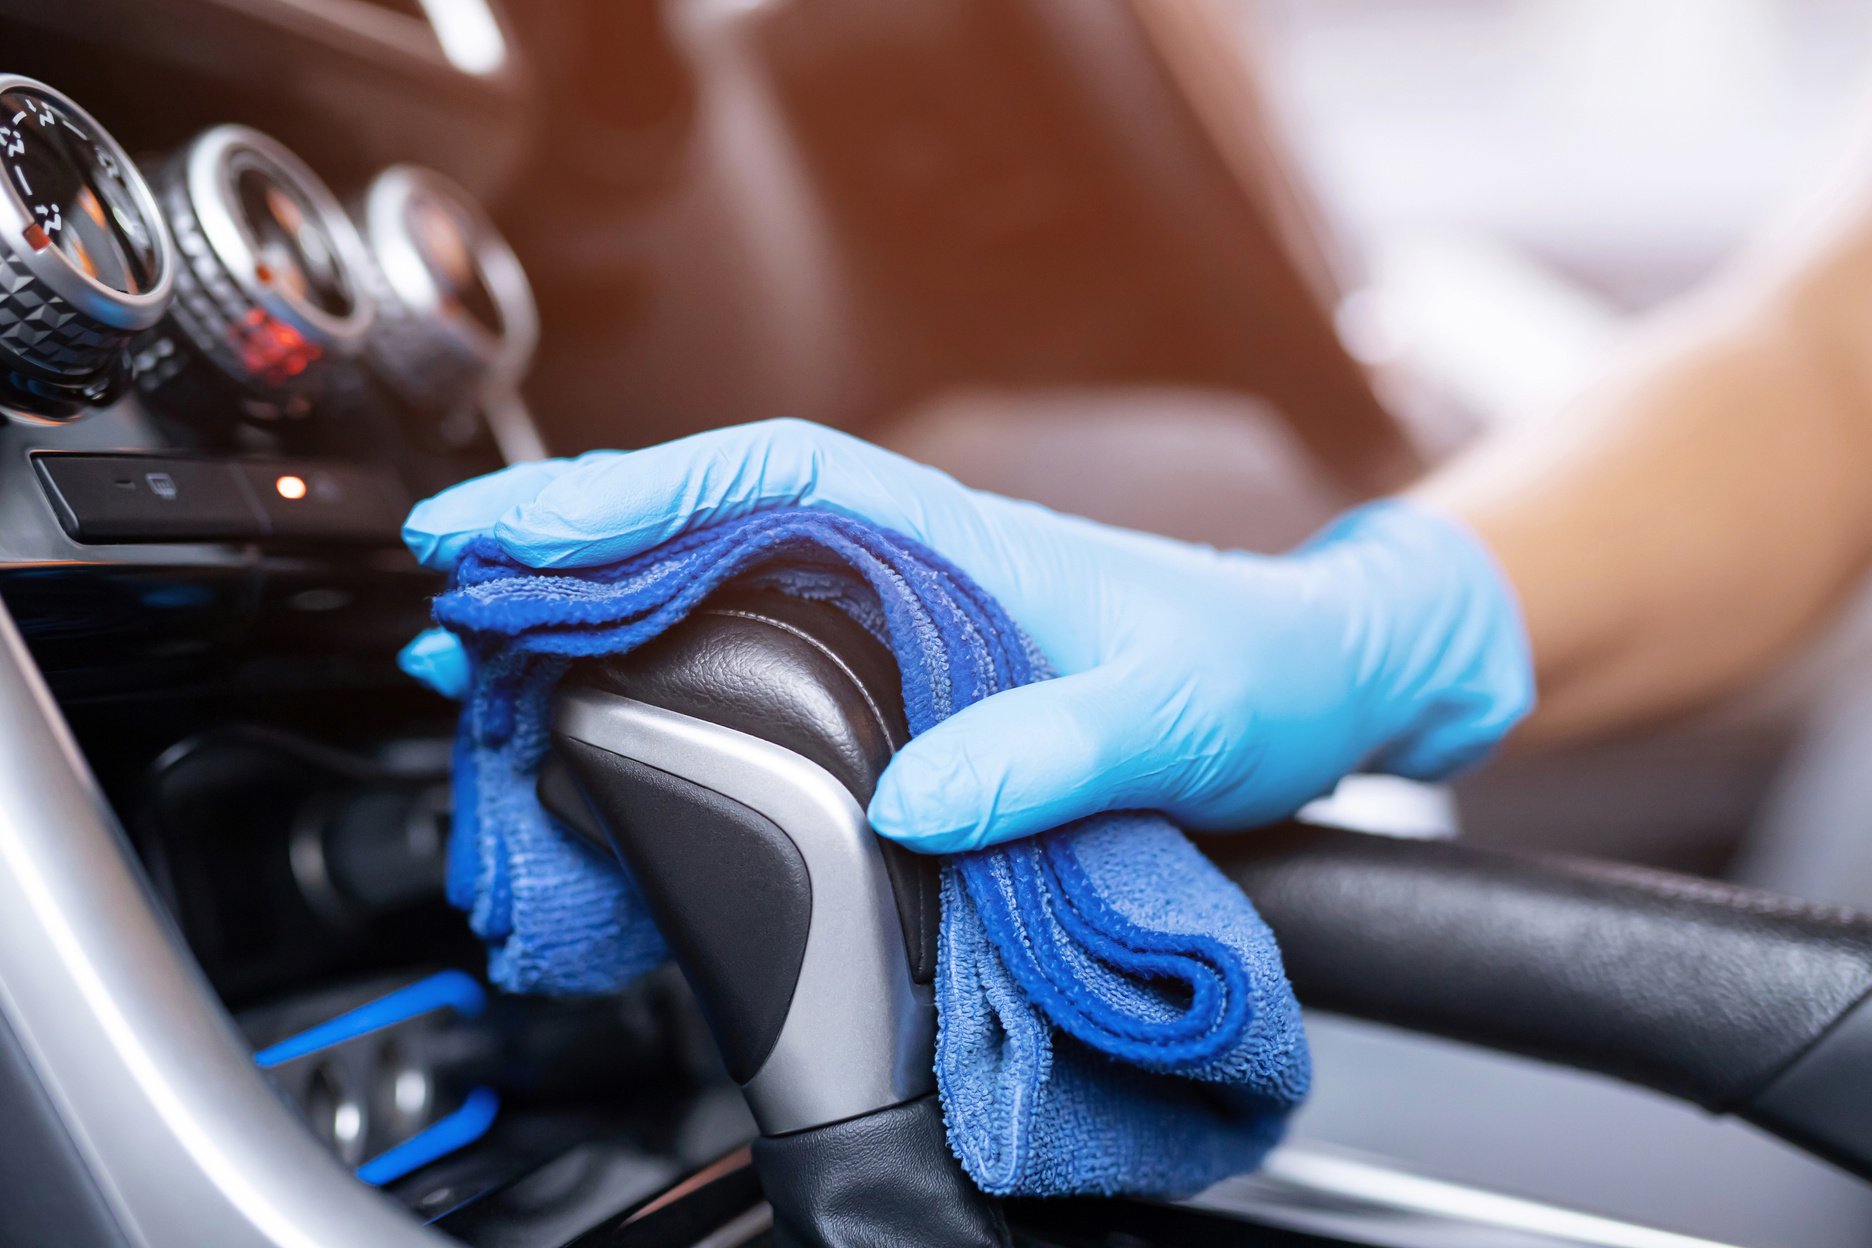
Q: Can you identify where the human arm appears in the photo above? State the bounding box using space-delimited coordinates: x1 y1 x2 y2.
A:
1421 165 1872 744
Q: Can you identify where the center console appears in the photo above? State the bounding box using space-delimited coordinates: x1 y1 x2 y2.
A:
0 67 747 1248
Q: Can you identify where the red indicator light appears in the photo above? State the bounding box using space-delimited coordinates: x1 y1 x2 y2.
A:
22 223 50 252
229 310 321 383
275 474 308 501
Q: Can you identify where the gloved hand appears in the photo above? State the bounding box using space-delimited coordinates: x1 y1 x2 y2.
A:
403 418 1533 853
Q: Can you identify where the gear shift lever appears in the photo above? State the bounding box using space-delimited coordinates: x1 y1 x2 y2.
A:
540 589 1008 1247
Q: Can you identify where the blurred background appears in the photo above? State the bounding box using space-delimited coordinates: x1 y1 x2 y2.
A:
19 0 1872 1241
505 0 1872 890
1259 0 1872 311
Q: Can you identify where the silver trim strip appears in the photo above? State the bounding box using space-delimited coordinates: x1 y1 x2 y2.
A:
0 595 445 1247
554 691 936 1136
1191 1144 1744 1248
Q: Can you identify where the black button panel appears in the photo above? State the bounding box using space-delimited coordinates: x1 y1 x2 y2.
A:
34 455 263 543
33 454 412 546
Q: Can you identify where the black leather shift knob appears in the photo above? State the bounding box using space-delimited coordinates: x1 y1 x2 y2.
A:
542 589 1009 1247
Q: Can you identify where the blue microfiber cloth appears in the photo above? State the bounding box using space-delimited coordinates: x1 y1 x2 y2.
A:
436 508 1310 1197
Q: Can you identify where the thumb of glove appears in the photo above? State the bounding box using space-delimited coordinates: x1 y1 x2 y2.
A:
867 665 1160 854
398 627 472 699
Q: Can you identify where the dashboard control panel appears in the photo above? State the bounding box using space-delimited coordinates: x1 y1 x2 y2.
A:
0 74 543 565
35 452 411 544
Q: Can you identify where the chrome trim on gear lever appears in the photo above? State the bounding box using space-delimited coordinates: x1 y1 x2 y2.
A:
553 689 938 1136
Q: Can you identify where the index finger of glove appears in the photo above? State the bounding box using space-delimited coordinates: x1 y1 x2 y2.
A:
490 419 1000 575
403 457 584 570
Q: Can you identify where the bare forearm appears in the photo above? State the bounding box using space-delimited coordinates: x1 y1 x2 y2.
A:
1417 278 1872 744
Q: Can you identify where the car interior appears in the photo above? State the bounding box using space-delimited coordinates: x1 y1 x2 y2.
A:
7 1 1872 1246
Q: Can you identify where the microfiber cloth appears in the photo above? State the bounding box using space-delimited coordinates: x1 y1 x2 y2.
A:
436 508 1310 1198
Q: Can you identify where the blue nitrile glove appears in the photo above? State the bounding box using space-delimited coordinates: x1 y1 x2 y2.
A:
403 418 1534 853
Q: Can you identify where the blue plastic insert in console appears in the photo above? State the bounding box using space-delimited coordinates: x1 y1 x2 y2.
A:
254 970 497 1185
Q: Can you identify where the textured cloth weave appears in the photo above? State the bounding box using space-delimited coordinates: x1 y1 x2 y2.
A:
437 508 1310 1196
